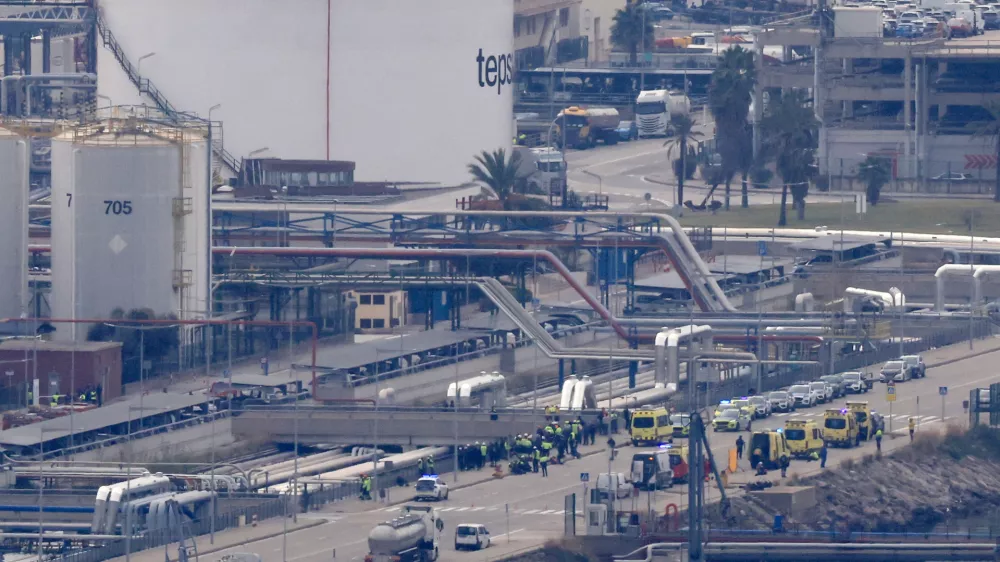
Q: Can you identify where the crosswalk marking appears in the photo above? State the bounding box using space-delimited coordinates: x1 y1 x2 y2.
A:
374 504 571 517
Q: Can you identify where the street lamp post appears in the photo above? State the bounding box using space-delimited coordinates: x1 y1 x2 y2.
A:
136 52 156 88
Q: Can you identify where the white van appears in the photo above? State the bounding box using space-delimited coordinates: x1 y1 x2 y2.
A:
596 472 633 500
454 524 491 550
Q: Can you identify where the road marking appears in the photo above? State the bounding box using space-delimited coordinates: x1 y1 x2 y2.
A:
439 507 456 512
522 509 540 514
580 148 664 170
455 507 470 512
539 509 559 514
470 507 485 511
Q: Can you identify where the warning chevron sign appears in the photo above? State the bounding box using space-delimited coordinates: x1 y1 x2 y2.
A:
964 154 997 170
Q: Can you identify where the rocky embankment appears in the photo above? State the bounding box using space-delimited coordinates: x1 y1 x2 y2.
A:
712 425 1000 533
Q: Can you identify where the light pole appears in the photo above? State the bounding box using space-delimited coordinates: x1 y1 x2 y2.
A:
37 426 63 561
136 52 156 83
105 323 177 430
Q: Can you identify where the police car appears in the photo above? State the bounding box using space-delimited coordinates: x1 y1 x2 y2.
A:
414 475 449 501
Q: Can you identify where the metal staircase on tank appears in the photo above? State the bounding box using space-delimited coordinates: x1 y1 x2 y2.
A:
95 12 240 175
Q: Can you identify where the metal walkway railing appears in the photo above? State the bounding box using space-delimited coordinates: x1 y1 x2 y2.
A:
95 12 240 175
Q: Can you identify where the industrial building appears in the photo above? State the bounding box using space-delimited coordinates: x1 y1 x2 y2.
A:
756 17 1000 191
96 0 516 186
0 339 123 408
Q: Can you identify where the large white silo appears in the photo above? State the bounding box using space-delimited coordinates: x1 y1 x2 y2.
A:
0 127 29 320
50 111 212 341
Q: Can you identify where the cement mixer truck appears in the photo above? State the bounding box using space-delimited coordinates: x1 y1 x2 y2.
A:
366 505 443 562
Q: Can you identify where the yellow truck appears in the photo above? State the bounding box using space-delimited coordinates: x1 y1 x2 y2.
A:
823 408 860 447
783 419 824 458
847 401 874 441
555 106 621 149
630 406 673 447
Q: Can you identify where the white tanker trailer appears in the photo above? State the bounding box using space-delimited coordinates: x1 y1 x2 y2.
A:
366 505 443 562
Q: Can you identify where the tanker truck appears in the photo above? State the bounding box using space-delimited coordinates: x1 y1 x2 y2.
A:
554 106 620 149
366 505 443 562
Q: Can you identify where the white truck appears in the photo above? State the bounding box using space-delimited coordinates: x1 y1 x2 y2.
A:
513 146 566 195
366 505 443 562
635 90 691 138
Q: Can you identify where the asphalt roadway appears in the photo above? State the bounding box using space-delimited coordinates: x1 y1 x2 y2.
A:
112 337 1000 562
564 136 843 211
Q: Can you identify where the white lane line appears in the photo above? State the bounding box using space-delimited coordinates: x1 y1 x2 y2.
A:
470 507 485 511
454 507 470 512
540 509 559 514
439 507 457 512
522 509 540 514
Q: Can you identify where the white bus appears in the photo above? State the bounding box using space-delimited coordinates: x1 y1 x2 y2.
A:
635 90 691 138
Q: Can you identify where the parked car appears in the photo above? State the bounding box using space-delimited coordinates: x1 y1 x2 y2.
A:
748 395 773 418
788 384 818 408
840 371 873 393
768 390 796 412
809 381 831 404
820 374 849 399
880 360 910 382
900 355 927 378
616 120 639 141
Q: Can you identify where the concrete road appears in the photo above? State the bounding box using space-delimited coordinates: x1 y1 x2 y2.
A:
563 136 846 211
122 339 1000 562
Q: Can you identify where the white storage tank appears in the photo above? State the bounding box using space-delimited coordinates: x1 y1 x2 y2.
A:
50 113 211 340
0 127 29 320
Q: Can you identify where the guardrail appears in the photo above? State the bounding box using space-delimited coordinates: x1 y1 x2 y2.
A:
339 321 599 388
39 409 232 461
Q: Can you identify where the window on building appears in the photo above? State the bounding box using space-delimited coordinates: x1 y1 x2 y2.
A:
308 172 318 186
318 172 330 185
360 319 372 329
559 8 570 27
526 15 537 35
373 318 386 329
360 295 372 305
514 17 520 37
373 294 386 305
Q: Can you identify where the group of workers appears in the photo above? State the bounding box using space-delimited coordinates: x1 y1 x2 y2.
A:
453 441 506 471
29 386 102 408
508 417 589 477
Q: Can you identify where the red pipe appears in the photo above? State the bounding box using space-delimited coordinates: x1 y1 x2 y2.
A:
4 317 319 392
210 246 632 341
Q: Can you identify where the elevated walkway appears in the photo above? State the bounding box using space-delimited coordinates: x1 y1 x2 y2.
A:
231 406 548 446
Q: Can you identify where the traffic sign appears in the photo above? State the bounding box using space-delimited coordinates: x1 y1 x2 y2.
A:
886 385 897 402
939 386 949 396
580 472 590 482
757 241 768 256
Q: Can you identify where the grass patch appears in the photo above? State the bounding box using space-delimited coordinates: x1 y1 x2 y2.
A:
678 198 1000 235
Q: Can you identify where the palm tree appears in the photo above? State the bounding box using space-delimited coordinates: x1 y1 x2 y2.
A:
971 101 1000 202
468 148 524 209
708 46 757 210
663 114 703 208
858 155 891 206
760 90 818 226
610 2 655 66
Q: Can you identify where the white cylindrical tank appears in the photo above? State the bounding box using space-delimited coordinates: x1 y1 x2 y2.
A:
0 127 29 320
50 116 211 340
97 0 513 186
368 516 428 556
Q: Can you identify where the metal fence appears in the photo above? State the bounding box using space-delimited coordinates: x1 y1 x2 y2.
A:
57 496 290 562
